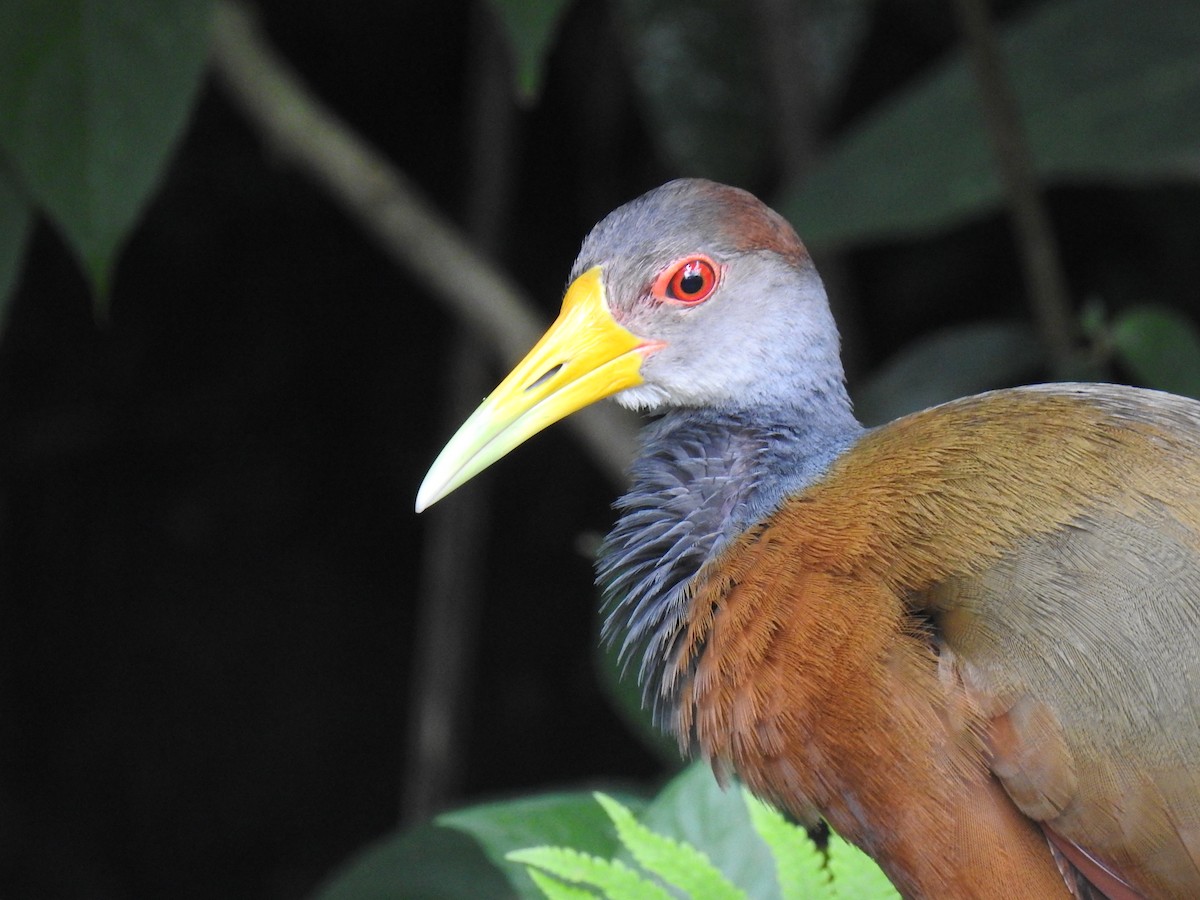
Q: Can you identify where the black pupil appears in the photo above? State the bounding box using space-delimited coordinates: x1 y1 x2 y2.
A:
679 269 704 296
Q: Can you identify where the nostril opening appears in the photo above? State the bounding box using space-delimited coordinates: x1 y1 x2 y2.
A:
526 364 563 392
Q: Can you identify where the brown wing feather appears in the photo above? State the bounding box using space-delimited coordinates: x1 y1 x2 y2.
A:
676 383 1200 898
909 386 1200 898
836 384 1200 897
678 544 1070 897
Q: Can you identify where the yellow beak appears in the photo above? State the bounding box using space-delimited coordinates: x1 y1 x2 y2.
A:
415 266 653 512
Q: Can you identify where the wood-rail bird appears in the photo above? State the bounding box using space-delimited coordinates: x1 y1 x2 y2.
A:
415 178 1200 899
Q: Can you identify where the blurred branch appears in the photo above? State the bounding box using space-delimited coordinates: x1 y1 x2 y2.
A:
405 330 491 827
209 0 638 484
402 2 517 826
951 0 1081 377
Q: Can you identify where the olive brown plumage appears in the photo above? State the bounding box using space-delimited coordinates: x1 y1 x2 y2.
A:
416 179 1200 898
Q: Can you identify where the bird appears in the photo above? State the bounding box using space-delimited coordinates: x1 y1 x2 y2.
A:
415 178 1200 898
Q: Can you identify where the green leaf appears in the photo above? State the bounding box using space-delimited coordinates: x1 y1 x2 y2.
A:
828 834 901 900
508 847 672 900
0 0 213 299
636 763 780 899
441 791 646 898
487 0 575 102
595 793 743 899
1110 305 1200 399
527 867 601 900
742 791 829 900
312 820 512 900
781 0 1200 248
853 321 1042 425
0 161 33 326
498 770 901 899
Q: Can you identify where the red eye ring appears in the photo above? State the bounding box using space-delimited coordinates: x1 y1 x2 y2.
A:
653 256 720 305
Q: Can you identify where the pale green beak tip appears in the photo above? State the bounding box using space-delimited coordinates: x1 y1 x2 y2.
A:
414 402 496 513
413 474 442 514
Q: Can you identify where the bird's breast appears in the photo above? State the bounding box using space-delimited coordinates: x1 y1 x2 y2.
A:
605 383 1200 897
597 408 862 733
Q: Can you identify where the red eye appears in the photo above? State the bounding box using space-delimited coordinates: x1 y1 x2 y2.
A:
654 256 720 305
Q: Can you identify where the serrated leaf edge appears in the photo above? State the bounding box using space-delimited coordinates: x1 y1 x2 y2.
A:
594 792 744 900
742 790 832 899
506 846 672 900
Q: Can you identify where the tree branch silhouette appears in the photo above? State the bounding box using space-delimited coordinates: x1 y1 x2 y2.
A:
209 0 639 486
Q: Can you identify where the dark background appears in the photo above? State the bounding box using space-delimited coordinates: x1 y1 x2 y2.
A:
4 1 1200 897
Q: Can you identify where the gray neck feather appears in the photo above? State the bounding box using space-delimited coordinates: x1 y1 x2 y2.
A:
596 400 863 732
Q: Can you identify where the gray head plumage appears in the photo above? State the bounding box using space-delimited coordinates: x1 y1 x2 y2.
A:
570 178 852 420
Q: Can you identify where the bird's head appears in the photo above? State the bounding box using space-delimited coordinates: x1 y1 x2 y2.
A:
416 178 848 511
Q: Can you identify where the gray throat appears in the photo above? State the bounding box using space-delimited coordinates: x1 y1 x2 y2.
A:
595 404 863 732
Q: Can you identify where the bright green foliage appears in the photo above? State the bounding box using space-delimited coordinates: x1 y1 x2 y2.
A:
508 846 674 900
1110 305 1200 400
316 789 644 899
742 790 830 900
440 790 647 897
634 762 778 895
527 867 609 900
0 0 213 300
594 792 742 899
827 834 901 900
511 785 899 899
